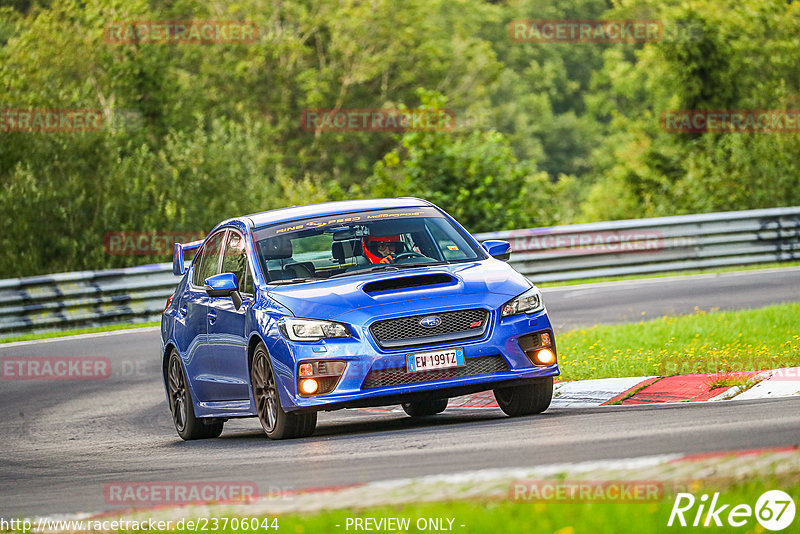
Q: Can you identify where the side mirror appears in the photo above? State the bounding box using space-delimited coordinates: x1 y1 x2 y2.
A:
204 273 243 310
174 239 204 276
482 240 512 261
173 243 186 276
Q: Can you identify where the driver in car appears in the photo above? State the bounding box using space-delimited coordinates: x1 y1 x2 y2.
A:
363 235 404 264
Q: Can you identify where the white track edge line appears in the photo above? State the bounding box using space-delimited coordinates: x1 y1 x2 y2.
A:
0 326 161 348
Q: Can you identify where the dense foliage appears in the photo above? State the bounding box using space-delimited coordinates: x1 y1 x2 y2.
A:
1 0 798 276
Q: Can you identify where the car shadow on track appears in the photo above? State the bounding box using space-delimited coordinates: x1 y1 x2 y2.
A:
161 398 797 447
163 402 715 446
161 398 796 447
181 408 515 444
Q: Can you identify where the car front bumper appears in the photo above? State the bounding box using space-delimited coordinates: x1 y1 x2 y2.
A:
271 307 559 412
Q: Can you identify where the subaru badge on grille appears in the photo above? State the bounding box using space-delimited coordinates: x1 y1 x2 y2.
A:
419 316 442 328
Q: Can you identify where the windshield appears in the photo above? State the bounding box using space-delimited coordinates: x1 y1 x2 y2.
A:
252 206 485 282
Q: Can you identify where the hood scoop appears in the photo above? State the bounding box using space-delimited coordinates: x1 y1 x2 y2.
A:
363 273 455 295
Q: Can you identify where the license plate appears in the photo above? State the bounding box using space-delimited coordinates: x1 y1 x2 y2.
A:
406 347 465 373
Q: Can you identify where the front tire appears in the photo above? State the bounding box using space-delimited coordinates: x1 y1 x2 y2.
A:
251 343 316 440
167 350 224 440
402 398 448 417
494 377 553 416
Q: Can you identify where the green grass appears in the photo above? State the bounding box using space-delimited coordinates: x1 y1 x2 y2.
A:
0 322 160 344
7 468 798 534
706 372 758 390
146 477 799 534
537 261 800 288
557 302 800 381
10 464 799 534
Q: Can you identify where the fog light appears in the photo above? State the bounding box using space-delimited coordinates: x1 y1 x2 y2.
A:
518 331 556 366
300 378 319 394
534 348 556 365
297 360 347 395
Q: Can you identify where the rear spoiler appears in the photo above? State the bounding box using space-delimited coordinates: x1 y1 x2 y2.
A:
173 240 204 275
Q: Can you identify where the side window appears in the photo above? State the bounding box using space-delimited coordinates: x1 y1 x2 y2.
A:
242 265 254 294
427 219 474 261
220 231 252 294
192 231 225 286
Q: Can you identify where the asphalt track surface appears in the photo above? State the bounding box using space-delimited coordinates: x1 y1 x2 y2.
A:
542 266 800 331
1 268 799 517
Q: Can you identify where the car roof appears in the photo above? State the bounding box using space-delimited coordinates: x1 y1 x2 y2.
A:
243 198 433 229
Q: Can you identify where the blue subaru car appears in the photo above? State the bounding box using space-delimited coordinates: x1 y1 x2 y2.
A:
161 198 559 440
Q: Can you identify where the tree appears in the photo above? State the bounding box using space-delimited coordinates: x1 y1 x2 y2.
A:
367 91 578 232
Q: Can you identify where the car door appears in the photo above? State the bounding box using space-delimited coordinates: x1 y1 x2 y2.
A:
204 229 254 401
183 230 225 402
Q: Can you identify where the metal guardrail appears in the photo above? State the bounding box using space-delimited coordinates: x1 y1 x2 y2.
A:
474 206 800 282
1 207 798 337
0 264 176 336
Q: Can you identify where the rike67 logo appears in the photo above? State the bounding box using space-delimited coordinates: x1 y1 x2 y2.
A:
668 490 796 531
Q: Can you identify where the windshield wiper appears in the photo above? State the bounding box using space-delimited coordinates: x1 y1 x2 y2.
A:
394 261 447 268
329 265 400 279
267 277 320 285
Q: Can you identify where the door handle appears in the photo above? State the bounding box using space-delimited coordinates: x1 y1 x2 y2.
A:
179 305 188 317
208 310 217 325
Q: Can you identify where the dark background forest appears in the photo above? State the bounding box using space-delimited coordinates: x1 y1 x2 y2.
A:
1 0 798 276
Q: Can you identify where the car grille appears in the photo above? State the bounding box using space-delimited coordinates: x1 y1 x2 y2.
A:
370 308 490 349
362 355 509 389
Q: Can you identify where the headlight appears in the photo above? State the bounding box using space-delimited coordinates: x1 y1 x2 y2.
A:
278 317 351 342
501 287 544 317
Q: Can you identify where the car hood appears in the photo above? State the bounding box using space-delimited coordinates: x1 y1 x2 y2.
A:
265 260 532 322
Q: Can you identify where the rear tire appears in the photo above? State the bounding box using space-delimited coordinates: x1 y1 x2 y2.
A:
402 398 448 417
167 350 224 440
251 343 317 439
494 377 553 416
